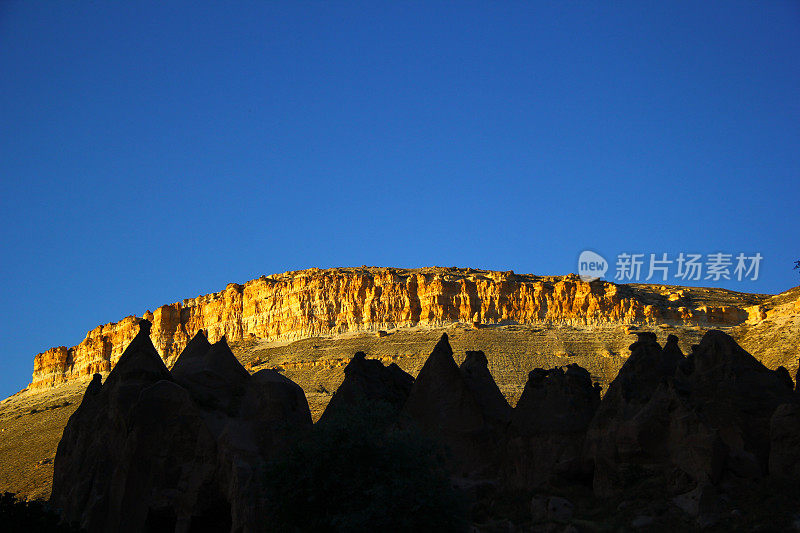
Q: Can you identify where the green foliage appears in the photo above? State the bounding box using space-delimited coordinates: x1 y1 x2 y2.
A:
0 492 81 532
262 401 469 532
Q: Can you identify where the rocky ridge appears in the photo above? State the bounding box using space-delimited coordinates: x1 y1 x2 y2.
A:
30 267 779 390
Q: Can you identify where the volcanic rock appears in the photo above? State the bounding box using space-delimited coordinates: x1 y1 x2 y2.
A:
171 334 249 414
504 363 600 488
239 369 313 453
585 330 794 497
586 332 712 495
50 322 312 532
775 366 794 391
318 351 414 425
402 334 507 473
769 402 800 479
459 350 512 425
683 330 795 475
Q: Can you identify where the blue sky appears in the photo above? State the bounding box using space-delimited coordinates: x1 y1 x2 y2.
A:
1 1 798 398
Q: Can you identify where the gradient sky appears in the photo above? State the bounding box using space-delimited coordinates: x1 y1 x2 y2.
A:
1 1 798 399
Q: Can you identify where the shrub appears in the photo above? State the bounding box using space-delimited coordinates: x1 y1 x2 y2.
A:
0 492 81 532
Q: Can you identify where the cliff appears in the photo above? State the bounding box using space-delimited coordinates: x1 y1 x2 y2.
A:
29 266 775 390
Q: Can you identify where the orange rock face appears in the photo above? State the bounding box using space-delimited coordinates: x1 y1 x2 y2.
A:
29 267 760 390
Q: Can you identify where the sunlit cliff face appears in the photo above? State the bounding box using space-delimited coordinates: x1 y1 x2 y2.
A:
29 266 782 390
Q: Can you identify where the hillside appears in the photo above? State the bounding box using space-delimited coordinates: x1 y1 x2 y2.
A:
1 268 798 501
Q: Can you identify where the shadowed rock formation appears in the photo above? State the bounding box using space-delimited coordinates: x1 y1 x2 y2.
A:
169 329 211 373
796 359 800 393
585 330 795 498
318 351 414 425
240 369 313 453
776 366 794 391
769 402 800 479
402 334 509 474
682 330 795 476
50 320 312 533
171 334 249 414
504 363 600 488
43 323 800 531
459 350 512 425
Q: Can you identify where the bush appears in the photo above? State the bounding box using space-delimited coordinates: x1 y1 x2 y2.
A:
0 492 81 532
262 402 469 532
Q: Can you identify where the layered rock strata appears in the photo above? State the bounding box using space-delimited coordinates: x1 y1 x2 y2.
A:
31 267 777 390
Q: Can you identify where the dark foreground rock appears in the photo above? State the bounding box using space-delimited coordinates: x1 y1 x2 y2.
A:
402 334 510 474
47 325 800 532
769 402 800 479
50 321 311 533
585 330 795 501
318 351 414 425
503 363 600 488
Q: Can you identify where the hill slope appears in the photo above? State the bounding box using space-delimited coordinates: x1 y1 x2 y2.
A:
2 268 798 501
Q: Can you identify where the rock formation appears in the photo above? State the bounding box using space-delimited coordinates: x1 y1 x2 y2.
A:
796 358 800 393
50 319 312 533
318 351 414 425
585 329 794 498
402 334 510 474
172 333 250 414
460 350 512 425
30 267 769 390
504 363 600 488
769 402 800 479
32 324 800 530
682 331 795 476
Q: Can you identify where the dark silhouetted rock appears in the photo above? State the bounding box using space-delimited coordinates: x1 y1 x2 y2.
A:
683 330 795 476
672 483 726 528
585 330 794 497
240 369 313 452
171 335 250 414
101 319 172 390
319 351 414 425
51 324 312 533
504 363 599 488
84 373 102 397
512 364 599 434
586 333 710 496
546 496 574 521
776 366 794 392
796 359 799 393
402 334 506 474
459 350 511 425
169 329 211 373
52 320 178 531
769 402 800 479
661 334 684 376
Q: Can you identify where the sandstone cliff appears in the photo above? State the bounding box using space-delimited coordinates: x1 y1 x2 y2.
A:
29 267 779 390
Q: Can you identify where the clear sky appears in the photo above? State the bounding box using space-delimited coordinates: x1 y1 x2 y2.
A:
1 1 798 399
